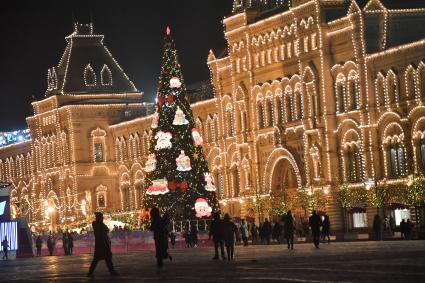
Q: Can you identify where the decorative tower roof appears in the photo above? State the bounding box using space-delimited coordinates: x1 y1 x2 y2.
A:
45 22 138 96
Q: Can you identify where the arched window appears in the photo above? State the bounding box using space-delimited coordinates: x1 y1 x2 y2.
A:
387 71 398 104
388 143 407 178
335 75 346 113
347 73 359 110
294 86 303 120
405 66 416 99
375 74 385 107
232 169 240 197
346 146 362 182
84 64 96 86
419 63 425 97
266 98 273 127
226 108 233 137
101 65 112 86
285 86 293 122
276 96 283 124
257 101 264 129
215 170 223 198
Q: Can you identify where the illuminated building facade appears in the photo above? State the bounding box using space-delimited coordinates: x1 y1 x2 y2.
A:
1 0 425 232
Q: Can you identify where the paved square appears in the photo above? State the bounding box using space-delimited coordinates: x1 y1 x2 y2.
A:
1 240 425 282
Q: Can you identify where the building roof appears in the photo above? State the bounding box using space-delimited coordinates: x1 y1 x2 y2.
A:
46 22 138 96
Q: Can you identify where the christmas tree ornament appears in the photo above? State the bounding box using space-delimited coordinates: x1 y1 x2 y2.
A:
166 94 174 104
170 76 182 88
173 106 189 125
176 150 192 171
144 153 157 172
192 128 203 146
180 180 188 191
151 109 159 129
168 181 177 191
193 152 199 160
157 96 165 106
194 198 212 218
204 173 216 192
154 131 172 150
147 178 169 195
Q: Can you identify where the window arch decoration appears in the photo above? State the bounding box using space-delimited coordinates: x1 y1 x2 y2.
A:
101 64 113 86
412 117 425 173
226 103 234 137
275 89 283 125
265 92 273 127
256 93 265 129
404 65 417 99
294 83 303 120
382 123 407 178
96 184 108 208
347 70 360 110
386 70 398 104
84 64 96 86
417 61 425 99
341 129 363 183
284 85 293 122
375 72 386 108
335 73 346 113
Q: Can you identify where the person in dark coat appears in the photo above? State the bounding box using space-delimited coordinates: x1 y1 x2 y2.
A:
150 208 172 268
283 211 295 250
373 214 382 241
68 232 74 255
400 219 406 239
251 223 258 245
262 219 272 245
169 231 176 248
35 235 42 256
47 232 55 256
309 210 322 248
222 214 238 261
258 223 264 244
190 225 198 248
321 214 331 244
87 212 119 278
272 221 282 244
1 237 9 260
62 232 69 255
209 212 225 260
406 219 414 240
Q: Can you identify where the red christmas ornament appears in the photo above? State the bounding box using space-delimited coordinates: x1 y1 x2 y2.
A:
180 180 188 191
167 94 174 104
166 26 171 35
169 181 176 191
157 96 165 106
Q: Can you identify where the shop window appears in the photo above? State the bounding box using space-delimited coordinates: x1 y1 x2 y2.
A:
352 212 368 228
394 209 410 226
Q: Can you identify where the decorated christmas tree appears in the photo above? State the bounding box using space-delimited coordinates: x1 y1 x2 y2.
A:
142 26 218 220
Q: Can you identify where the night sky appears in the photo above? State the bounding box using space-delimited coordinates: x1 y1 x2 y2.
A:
0 0 233 131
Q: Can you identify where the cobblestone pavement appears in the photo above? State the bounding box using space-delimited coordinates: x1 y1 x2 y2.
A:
1 240 424 282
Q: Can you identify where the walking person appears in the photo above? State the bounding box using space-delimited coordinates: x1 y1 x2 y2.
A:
169 231 176 249
400 219 406 239
389 216 395 236
251 223 258 245
283 211 295 250
222 214 238 261
262 219 272 245
209 212 225 260
35 235 42 256
68 232 74 255
406 219 414 240
149 208 172 268
47 232 55 256
373 214 382 241
240 219 249 247
190 225 198 248
87 212 119 278
272 221 282 244
1 237 9 260
309 210 322 248
322 214 331 244
62 232 69 255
